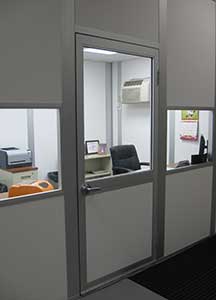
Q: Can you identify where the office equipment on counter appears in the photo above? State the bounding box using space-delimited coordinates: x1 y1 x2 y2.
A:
85 154 112 179
110 145 150 175
176 160 190 168
0 183 7 193
0 147 32 169
0 166 38 188
122 78 151 104
48 171 58 189
199 135 208 157
191 135 208 164
8 180 54 197
191 154 207 164
98 143 108 155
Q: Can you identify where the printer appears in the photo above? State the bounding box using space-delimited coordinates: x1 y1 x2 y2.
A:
0 147 32 169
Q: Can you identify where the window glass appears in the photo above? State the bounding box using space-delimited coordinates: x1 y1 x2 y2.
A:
0 109 61 200
83 47 153 180
167 110 212 170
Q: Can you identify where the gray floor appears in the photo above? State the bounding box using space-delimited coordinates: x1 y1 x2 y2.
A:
81 279 166 300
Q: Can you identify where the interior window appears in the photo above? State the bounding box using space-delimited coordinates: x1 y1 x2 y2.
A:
83 47 153 180
167 110 212 170
0 108 61 200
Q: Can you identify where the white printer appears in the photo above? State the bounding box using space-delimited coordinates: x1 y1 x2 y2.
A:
0 147 32 169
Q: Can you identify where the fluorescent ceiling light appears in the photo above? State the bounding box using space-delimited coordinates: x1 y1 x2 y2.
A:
84 48 117 55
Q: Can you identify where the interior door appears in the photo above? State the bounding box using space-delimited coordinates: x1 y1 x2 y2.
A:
76 34 159 293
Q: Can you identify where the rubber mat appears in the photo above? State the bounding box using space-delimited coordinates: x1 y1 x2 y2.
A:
131 237 216 300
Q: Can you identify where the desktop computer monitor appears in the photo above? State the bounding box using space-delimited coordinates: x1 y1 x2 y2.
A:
191 135 208 164
199 135 207 156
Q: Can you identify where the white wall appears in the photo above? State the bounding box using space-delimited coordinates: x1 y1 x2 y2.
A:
168 110 211 163
121 58 152 162
33 109 59 180
0 109 28 150
166 111 171 163
112 62 120 146
84 60 107 143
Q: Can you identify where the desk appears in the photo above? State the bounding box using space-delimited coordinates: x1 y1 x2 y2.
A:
85 154 112 179
167 163 178 170
0 192 8 200
0 166 38 189
167 163 193 170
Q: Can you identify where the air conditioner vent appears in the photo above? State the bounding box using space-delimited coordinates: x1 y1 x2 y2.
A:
122 78 151 104
124 80 143 87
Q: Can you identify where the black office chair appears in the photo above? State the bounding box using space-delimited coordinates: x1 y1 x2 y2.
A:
110 145 150 175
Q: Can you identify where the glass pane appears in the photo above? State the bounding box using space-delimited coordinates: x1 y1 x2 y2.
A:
167 110 212 170
83 47 153 180
0 108 61 200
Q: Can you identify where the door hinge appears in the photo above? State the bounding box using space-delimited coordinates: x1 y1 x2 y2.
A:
157 70 160 86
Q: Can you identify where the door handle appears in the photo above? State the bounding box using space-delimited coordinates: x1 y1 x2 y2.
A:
81 183 101 195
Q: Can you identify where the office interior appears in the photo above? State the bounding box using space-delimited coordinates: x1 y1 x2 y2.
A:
0 1 215 300
0 109 60 200
84 51 212 178
167 110 212 169
84 49 152 179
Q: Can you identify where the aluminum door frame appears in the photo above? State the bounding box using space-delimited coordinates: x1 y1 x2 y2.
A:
76 34 160 293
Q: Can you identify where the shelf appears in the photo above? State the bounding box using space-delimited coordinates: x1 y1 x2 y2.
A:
166 161 213 175
85 154 110 160
85 170 111 179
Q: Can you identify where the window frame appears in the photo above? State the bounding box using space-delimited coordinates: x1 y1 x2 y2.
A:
0 105 63 205
76 34 159 192
166 107 215 175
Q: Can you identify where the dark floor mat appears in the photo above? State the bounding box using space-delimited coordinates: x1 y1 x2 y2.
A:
131 236 216 300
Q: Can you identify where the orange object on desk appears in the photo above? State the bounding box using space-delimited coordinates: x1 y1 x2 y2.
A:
8 180 54 197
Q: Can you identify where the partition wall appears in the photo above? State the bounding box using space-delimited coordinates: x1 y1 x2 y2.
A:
0 0 215 300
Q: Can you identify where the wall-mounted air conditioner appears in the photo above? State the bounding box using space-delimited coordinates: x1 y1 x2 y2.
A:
121 78 151 104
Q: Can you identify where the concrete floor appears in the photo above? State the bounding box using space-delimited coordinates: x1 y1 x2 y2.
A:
81 279 166 300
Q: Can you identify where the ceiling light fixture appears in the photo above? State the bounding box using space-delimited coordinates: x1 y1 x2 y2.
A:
84 48 117 55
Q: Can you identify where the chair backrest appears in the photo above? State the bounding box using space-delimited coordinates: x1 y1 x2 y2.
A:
110 145 141 173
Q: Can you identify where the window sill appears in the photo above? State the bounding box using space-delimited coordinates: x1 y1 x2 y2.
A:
86 168 154 194
0 189 64 207
166 161 213 175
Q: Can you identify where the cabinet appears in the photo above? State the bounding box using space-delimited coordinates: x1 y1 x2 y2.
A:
0 166 38 189
85 154 112 179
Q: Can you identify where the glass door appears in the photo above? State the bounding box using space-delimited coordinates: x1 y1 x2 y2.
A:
76 34 159 292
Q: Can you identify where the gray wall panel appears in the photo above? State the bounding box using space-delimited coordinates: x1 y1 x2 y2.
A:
0 0 62 103
0 196 67 300
165 167 213 256
75 0 159 45
167 0 215 107
86 183 153 282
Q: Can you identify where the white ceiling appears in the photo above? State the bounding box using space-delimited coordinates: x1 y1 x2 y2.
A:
83 51 142 62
